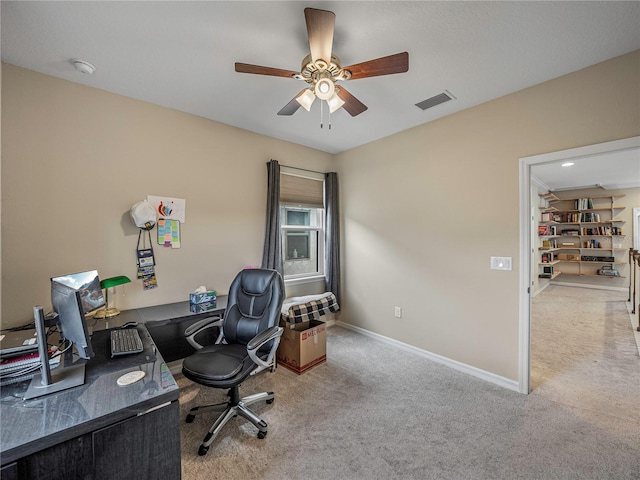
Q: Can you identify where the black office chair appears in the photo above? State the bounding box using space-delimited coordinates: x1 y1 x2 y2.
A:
182 268 285 456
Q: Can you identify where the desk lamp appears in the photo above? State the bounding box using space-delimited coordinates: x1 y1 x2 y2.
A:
94 275 131 319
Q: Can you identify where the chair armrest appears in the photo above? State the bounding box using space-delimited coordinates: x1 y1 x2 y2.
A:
247 326 283 369
184 315 223 350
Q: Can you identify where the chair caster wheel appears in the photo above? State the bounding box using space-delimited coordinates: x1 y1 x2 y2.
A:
266 398 274 404
185 414 195 423
257 430 267 439
198 445 209 456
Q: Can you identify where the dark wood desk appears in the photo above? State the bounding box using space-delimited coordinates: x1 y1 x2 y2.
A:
92 297 227 363
0 325 181 480
1 298 228 479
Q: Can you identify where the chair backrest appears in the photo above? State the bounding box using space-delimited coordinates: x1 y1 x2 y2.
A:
223 268 284 347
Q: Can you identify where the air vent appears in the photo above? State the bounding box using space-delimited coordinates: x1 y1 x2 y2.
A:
415 90 456 111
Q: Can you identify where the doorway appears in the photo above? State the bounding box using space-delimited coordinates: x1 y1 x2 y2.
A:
518 136 640 393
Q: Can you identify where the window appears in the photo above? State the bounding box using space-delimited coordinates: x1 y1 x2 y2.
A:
280 170 325 280
281 206 324 278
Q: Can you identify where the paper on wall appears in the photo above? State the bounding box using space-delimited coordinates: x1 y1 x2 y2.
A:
147 195 186 223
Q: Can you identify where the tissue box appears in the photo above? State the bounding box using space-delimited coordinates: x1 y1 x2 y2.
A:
189 290 217 304
190 301 218 313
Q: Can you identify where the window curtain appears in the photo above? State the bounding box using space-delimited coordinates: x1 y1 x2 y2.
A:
324 172 341 305
261 160 283 276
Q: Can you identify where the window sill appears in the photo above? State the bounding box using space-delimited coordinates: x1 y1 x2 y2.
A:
284 274 326 287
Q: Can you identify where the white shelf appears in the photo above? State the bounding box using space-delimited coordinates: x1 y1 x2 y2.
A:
538 193 626 282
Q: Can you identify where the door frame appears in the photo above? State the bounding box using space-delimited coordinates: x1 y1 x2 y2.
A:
518 136 640 394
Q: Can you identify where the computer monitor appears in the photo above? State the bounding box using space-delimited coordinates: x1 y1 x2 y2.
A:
51 270 105 359
51 270 105 318
24 270 105 400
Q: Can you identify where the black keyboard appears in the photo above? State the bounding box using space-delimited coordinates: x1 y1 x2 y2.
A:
110 328 144 357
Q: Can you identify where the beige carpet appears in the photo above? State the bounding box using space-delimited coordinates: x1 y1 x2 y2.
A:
177 285 639 479
531 285 640 436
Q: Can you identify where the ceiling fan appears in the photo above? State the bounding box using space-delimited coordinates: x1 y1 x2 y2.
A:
235 7 409 121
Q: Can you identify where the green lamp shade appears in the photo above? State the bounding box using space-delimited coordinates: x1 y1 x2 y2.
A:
94 276 132 319
100 276 131 289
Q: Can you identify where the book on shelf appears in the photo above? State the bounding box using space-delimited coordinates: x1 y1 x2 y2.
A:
581 226 623 236
580 212 600 222
539 265 554 278
538 225 557 236
574 198 594 210
541 252 557 263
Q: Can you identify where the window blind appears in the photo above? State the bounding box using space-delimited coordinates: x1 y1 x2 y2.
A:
280 173 324 208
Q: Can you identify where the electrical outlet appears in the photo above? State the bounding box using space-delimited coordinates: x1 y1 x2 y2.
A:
394 306 402 318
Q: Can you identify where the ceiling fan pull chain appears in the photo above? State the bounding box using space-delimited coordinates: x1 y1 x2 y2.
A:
328 109 332 130
320 100 324 129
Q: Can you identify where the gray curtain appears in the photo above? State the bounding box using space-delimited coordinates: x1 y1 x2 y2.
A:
261 160 283 276
324 172 341 305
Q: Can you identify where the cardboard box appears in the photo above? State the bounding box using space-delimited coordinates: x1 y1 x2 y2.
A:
277 320 326 374
189 290 216 304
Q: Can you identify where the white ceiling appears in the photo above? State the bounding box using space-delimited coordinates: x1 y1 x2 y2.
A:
1 1 639 160
532 146 640 191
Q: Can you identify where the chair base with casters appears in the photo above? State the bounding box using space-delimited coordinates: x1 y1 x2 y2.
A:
181 268 285 456
185 384 275 456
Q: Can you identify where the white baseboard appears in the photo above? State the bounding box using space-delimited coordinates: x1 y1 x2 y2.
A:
323 318 336 327
333 321 520 393
533 282 550 297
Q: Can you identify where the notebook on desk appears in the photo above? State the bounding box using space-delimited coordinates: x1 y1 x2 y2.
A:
0 329 39 358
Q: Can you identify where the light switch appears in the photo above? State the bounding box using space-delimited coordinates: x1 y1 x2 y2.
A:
490 256 512 271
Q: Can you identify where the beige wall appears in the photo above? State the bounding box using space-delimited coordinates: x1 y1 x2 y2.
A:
1 64 333 327
334 50 640 381
2 51 639 384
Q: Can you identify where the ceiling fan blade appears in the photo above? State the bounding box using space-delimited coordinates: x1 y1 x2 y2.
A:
343 52 409 80
336 87 368 117
305 7 335 63
235 63 298 78
277 90 308 116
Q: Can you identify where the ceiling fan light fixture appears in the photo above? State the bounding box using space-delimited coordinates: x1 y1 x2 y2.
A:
296 89 316 111
315 78 335 100
235 8 408 120
327 92 345 113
